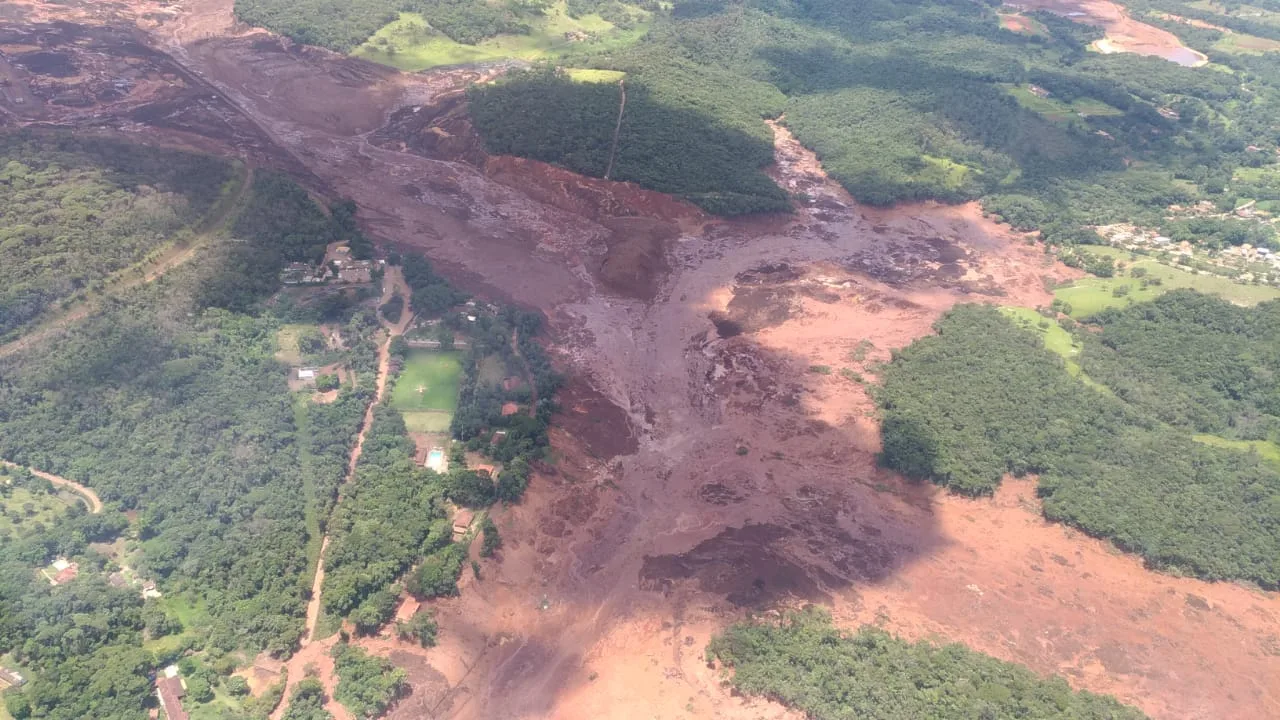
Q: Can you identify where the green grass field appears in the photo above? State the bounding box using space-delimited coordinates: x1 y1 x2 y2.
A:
353 2 651 71
565 67 627 83
143 594 209 655
1005 85 1123 122
0 487 75 539
1054 247 1280 318
401 411 454 433
1194 434 1280 466
274 323 318 366
392 350 463 413
1000 307 1111 392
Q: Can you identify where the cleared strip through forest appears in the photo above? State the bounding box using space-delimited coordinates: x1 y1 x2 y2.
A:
603 79 626 180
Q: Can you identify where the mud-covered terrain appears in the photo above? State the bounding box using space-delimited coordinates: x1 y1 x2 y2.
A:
3 1 1279 719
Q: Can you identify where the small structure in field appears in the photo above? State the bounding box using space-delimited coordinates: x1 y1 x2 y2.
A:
501 402 520 417
45 558 79 586
0 667 26 688
491 430 508 445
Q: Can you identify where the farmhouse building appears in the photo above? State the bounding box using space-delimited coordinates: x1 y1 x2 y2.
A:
156 675 189 720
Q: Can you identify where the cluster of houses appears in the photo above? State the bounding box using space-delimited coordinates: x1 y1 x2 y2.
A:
280 244 380 286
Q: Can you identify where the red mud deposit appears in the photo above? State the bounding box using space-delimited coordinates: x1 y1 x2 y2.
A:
1010 0 1209 65
2 2 1277 719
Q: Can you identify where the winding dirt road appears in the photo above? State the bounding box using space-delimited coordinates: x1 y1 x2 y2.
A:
0 460 103 514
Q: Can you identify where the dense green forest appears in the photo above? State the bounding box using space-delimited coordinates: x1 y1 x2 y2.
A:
0 132 236 341
331 643 406 718
709 608 1147 720
877 298 1280 586
0 142 374 718
465 0 1277 235
234 0 542 51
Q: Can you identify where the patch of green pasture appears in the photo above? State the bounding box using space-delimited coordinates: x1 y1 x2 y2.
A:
1000 307 1110 392
401 411 454 433
1070 97 1124 116
918 156 972 190
1193 434 1280 466
476 354 508 387
1005 85 1075 121
0 487 75 539
354 2 651 71
1215 31 1280 53
1054 247 1280 318
392 350 462 412
565 68 627 83
274 323 314 365
143 594 208 655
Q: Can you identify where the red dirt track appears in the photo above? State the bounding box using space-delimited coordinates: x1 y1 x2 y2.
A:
1 1 1278 719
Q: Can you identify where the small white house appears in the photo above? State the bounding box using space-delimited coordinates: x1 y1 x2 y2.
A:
297 369 316 380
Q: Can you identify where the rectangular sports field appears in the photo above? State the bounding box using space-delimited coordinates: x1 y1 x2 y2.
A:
392 350 463 414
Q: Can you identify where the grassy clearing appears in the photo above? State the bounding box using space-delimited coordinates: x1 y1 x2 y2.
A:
1054 246 1280 318
1216 32 1280 53
392 350 463 413
1000 307 1110 392
401 410 454 433
565 67 627 83
0 487 75 539
1006 85 1075 120
274 323 314 365
1194 434 1280 466
354 2 650 71
1005 86 1123 121
143 594 209 654
476 354 508 387
1071 97 1124 116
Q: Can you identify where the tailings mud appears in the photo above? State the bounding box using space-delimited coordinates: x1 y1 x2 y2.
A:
1 2 1277 719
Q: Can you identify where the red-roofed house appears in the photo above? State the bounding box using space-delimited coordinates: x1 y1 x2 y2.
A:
156 676 188 720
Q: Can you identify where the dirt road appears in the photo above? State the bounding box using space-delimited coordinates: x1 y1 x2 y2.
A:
1 460 103 514
271 271 410 720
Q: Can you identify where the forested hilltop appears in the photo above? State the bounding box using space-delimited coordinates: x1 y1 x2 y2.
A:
877 292 1280 587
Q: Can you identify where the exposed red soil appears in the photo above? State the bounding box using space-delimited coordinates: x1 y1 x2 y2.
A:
2 2 1278 720
1000 13 1041 34
1009 0 1208 64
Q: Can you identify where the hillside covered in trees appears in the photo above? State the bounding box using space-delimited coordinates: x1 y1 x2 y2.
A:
0 132 237 341
468 0 1279 236
876 295 1280 587
709 608 1147 720
0 137 379 719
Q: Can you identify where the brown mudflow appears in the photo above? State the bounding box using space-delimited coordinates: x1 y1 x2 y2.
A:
1 2 1278 719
